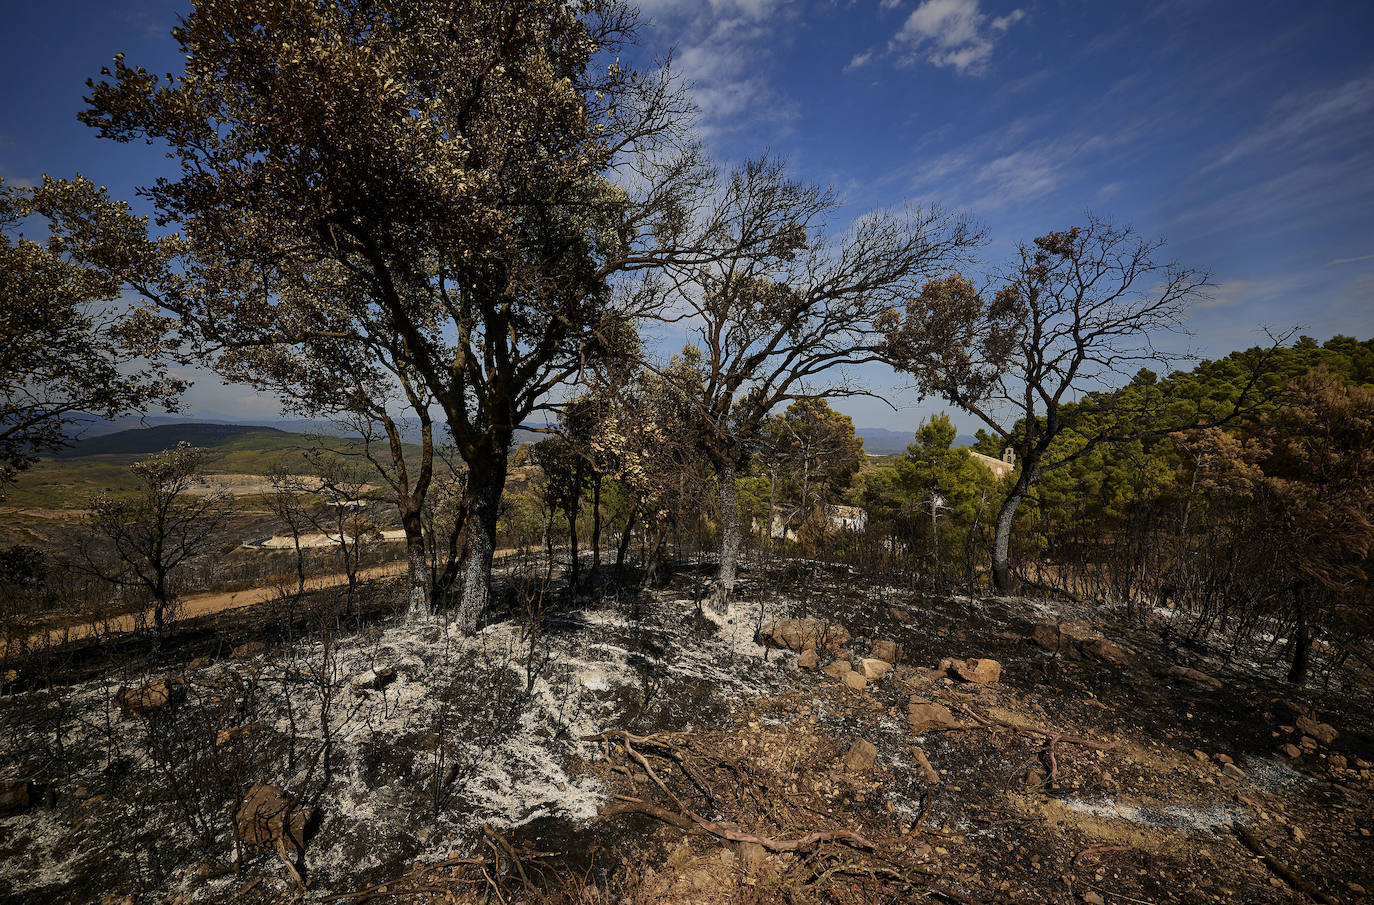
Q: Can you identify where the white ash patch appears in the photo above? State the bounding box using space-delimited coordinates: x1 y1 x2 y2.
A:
0 586 803 901
1239 756 1314 793
1063 796 1248 831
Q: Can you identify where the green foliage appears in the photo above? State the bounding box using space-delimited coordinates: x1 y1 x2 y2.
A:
0 176 184 491
757 398 865 519
894 413 988 526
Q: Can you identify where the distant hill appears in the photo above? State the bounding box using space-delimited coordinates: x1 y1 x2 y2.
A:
855 427 976 455
56 423 292 458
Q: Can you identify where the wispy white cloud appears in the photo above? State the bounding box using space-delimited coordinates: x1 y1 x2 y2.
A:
844 50 875 72
886 116 1148 214
1206 73 1374 172
1328 252 1374 266
889 0 1026 74
638 0 799 140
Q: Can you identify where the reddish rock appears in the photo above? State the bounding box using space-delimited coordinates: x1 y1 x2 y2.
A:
215 723 264 747
1029 623 1069 651
230 641 267 659
823 659 853 680
0 781 34 816
115 676 185 717
860 658 892 680
952 658 1002 685
1083 638 1132 667
1294 715 1338 745
871 640 900 662
842 670 868 691
761 619 851 654
1165 665 1222 690
907 701 959 733
797 648 818 670
912 747 940 783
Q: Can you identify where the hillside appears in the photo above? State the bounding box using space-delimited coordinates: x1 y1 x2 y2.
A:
56 422 293 458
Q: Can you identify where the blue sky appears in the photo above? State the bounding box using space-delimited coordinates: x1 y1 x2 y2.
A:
2 0 1372 432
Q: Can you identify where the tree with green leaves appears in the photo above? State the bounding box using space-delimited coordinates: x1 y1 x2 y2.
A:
0 176 184 493
532 434 590 588
895 413 990 581
758 398 865 541
79 0 711 632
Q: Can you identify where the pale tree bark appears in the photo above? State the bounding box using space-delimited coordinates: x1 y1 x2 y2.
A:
991 490 1023 593
710 462 743 617
402 512 428 622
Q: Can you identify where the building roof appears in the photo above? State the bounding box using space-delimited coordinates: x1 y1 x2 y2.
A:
970 451 1015 479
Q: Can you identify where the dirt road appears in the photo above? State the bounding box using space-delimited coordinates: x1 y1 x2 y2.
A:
9 561 407 655
9 547 539 655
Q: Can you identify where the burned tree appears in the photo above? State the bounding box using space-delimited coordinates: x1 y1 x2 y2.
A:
884 216 1208 591
654 157 977 613
81 443 229 638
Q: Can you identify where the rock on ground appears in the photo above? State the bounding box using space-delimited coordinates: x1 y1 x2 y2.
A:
761 618 850 654
235 784 314 855
843 738 879 773
115 676 185 717
907 700 960 733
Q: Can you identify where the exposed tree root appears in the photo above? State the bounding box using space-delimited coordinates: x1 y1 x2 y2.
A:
1234 824 1337 904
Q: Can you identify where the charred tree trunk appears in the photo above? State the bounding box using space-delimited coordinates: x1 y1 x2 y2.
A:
710 462 743 616
566 495 580 590
152 571 169 639
591 475 603 577
401 507 428 622
457 448 508 634
615 502 638 576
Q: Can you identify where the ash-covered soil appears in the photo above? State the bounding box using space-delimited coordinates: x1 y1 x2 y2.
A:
1 561 1371 905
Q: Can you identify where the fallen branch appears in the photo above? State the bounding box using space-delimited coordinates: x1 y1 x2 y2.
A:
601 795 874 853
484 825 535 893
1233 824 1337 905
954 705 1116 789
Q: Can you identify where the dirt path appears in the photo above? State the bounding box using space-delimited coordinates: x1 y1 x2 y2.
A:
9 547 538 655
8 561 407 655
